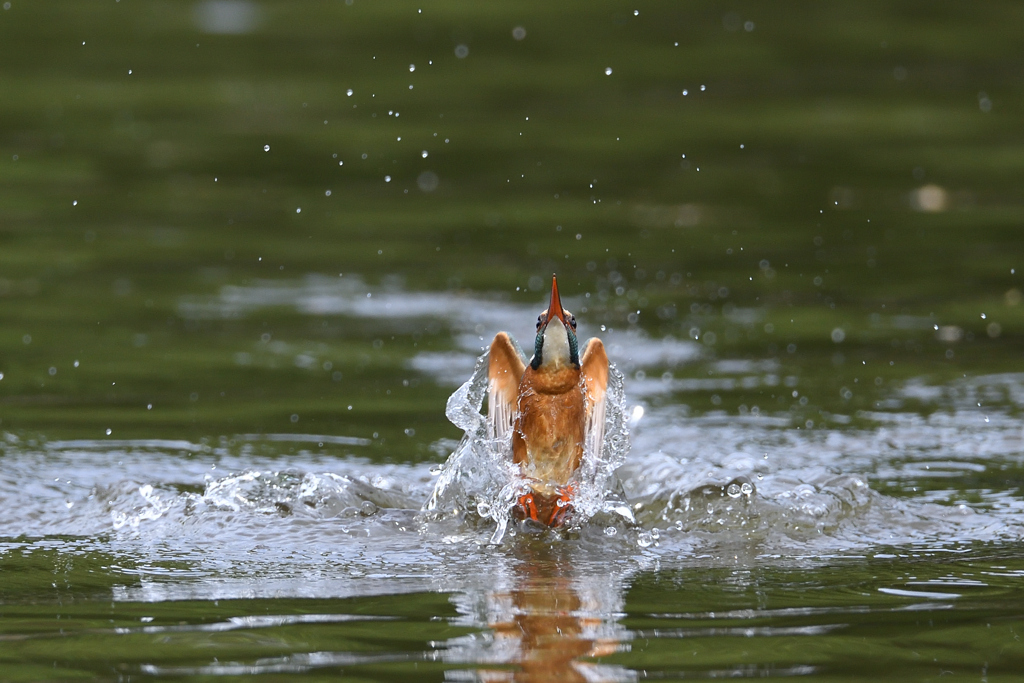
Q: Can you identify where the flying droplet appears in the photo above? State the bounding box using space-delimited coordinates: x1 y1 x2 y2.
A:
263 144 270 151
605 67 613 75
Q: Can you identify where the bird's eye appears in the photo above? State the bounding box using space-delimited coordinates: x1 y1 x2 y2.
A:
536 315 544 330
569 315 577 330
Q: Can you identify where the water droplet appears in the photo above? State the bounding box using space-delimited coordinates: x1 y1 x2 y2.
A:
741 482 753 496
604 526 617 536
409 64 415 72
105 428 112 435
637 531 654 547
421 150 428 158
263 144 270 151
346 89 353 96
384 175 391 182
605 67 613 75
727 483 742 498
476 502 491 517
295 207 301 213
360 501 377 516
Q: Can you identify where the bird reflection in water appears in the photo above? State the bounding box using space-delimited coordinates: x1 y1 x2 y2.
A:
443 542 633 682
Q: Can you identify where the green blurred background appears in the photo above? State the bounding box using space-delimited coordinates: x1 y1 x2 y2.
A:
2 0 1022 453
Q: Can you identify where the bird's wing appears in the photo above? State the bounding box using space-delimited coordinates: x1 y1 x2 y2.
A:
487 332 526 440
581 337 609 460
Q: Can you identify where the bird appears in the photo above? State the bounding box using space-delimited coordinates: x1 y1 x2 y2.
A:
486 275 609 527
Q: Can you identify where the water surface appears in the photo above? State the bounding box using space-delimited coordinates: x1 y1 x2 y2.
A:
2 1 1024 680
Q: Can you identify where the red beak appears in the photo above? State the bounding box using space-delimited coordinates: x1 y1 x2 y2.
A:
547 274 567 324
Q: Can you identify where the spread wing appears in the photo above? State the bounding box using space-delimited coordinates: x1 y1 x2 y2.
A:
581 337 609 460
487 332 526 440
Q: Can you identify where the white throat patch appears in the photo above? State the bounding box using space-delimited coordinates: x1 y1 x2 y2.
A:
540 322 571 369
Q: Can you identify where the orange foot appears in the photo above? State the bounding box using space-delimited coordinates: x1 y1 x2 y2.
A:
548 483 575 528
513 484 576 528
514 492 539 523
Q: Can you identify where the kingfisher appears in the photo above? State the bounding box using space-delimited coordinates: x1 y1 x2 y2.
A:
487 275 609 528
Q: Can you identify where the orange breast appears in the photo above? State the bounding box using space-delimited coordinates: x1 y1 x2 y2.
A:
512 367 586 489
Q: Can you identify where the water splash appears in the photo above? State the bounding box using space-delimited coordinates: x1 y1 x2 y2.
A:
424 347 632 542
4 372 1024 589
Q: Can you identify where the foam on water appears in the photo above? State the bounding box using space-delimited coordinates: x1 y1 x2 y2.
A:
2 382 1022 587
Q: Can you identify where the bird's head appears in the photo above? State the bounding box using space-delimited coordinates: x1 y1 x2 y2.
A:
530 275 579 371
